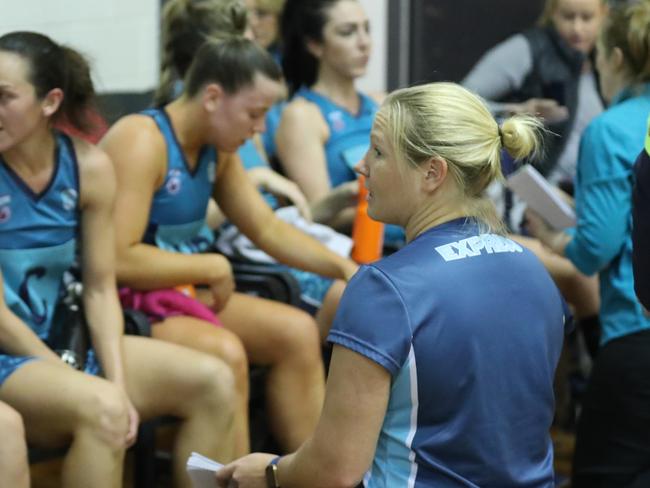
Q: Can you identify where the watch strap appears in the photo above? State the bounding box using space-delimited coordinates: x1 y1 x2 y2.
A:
265 456 281 488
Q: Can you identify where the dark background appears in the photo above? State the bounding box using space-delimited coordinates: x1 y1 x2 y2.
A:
389 0 546 89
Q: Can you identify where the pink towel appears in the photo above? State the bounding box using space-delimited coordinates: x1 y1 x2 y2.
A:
119 288 222 327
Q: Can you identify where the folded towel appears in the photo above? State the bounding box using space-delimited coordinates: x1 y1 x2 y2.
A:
119 288 222 327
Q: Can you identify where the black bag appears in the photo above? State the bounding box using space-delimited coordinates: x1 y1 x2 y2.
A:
46 280 89 371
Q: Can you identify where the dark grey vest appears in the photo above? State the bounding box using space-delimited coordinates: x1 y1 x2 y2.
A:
513 27 593 176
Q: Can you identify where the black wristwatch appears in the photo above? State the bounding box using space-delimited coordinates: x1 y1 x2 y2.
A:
265 456 281 488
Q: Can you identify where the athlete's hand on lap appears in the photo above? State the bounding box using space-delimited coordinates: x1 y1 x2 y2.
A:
209 255 235 312
124 396 140 448
261 170 313 221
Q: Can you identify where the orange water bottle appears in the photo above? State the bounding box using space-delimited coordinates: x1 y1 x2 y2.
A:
351 175 384 263
175 284 197 298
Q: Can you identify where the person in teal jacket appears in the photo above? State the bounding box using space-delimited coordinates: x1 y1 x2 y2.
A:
633 116 650 310
527 3 650 486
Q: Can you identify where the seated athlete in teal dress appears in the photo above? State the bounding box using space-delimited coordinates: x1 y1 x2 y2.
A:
0 31 237 487
276 0 405 246
525 3 650 485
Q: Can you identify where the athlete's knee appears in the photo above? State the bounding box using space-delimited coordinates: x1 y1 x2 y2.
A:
0 404 26 449
281 310 322 361
202 330 249 383
187 354 237 415
76 381 130 449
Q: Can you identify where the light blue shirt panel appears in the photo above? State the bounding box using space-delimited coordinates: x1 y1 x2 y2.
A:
0 240 75 338
367 349 418 488
153 219 215 254
565 84 650 344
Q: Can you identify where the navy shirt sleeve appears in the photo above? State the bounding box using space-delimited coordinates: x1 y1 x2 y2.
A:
633 145 650 309
327 265 412 375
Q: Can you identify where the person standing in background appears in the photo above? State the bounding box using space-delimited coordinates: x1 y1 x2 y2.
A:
633 115 650 310
463 0 607 361
525 2 650 485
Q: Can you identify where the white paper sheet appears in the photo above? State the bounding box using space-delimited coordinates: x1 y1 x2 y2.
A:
186 452 223 488
506 165 576 230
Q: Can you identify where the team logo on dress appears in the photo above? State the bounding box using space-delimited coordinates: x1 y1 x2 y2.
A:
60 188 78 211
207 161 217 183
0 205 11 223
166 169 182 195
0 195 10 223
328 111 346 133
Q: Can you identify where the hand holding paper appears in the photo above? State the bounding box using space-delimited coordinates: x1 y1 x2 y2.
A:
187 452 223 488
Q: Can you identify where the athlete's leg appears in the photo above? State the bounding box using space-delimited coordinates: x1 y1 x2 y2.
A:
0 361 129 488
0 401 30 488
199 291 325 452
122 336 236 487
152 316 250 455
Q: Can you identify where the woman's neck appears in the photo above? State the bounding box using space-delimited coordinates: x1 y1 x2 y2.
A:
1 124 56 174
609 74 637 104
404 188 470 243
165 97 207 155
312 67 359 112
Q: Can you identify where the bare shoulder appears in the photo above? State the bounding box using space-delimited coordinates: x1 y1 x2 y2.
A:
284 97 324 122
101 113 164 154
367 91 386 105
281 97 328 140
73 137 113 178
71 137 116 208
99 113 167 185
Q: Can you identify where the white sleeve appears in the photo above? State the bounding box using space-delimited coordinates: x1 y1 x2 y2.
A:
461 34 533 104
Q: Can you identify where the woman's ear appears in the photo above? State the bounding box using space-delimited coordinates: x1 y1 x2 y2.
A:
306 37 324 59
41 88 64 118
422 156 448 193
203 83 224 112
611 46 625 70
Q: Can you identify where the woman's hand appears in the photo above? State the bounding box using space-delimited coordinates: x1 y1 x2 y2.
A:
524 209 571 255
509 98 569 124
252 168 312 221
208 255 235 312
124 395 140 448
216 453 277 488
310 180 359 224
